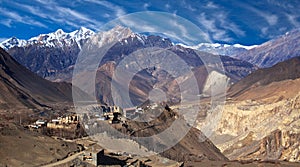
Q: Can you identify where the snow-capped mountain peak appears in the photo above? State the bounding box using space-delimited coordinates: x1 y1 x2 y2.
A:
54 29 65 35
0 27 95 50
94 25 148 45
0 37 27 50
69 26 94 39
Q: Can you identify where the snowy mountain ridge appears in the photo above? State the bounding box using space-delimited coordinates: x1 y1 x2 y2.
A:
0 27 95 50
177 43 258 56
1 26 256 57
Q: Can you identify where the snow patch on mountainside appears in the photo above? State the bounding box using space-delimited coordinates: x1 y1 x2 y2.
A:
178 43 257 56
232 44 257 50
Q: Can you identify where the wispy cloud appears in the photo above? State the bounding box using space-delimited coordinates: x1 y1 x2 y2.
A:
166 19 204 42
181 0 196 11
198 13 217 41
117 12 210 44
246 6 278 26
143 3 150 10
0 19 12 27
264 0 295 10
260 27 268 36
259 26 280 39
264 14 278 26
13 3 48 19
84 0 126 18
197 12 245 42
165 4 171 10
216 13 245 37
0 7 47 28
10 1 104 31
56 6 93 22
205 2 218 9
103 13 111 18
286 14 300 27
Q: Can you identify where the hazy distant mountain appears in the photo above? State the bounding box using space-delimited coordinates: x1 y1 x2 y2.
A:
179 43 257 57
233 29 300 68
180 29 300 69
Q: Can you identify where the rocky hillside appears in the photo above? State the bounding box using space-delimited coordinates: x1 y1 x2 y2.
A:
90 50 256 106
132 106 228 162
233 29 300 68
211 90 300 162
196 57 300 162
228 56 300 100
84 103 228 163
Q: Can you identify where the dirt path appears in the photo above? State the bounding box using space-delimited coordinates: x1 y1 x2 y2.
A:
41 151 84 167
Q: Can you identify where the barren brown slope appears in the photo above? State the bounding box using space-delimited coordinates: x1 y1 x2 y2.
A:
228 56 300 100
0 123 80 167
0 48 89 109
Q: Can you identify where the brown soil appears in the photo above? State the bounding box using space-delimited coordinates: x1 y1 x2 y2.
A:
0 122 81 167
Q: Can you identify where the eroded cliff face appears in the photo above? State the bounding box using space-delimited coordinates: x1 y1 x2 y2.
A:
196 91 300 162
259 130 300 162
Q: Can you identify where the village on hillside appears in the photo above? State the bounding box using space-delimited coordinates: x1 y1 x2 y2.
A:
22 102 172 166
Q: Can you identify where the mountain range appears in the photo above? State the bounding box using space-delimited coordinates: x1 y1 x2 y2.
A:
0 26 258 106
2 27 300 73
183 29 300 68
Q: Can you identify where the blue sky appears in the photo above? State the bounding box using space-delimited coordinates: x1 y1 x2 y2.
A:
0 0 300 45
